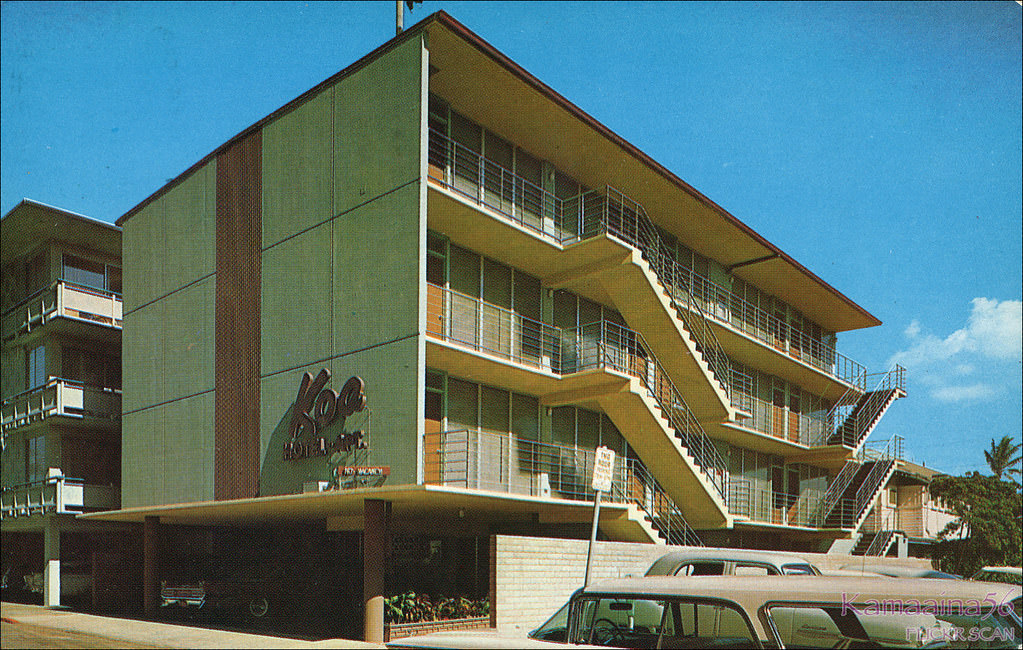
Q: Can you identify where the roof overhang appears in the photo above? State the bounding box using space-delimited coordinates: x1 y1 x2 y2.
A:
79 483 630 529
422 13 879 333
2 199 121 265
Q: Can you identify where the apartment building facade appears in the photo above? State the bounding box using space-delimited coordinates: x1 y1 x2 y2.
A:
1 200 126 608
67 11 911 640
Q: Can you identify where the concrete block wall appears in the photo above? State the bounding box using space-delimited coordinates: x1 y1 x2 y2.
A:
489 535 934 632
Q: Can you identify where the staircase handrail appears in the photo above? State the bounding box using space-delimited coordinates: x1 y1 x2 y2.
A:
574 319 730 503
572 186 732 401
612 459 703 546
822 365 906 448
813 459 861 527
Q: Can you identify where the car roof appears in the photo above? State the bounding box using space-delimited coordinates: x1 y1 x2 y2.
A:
645 548 816 575
582 575 1021 605
980 566 1023 575
840 564 960 579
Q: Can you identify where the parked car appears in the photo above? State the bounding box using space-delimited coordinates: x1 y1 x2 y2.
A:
840 563 961 580
973 566 1023 586
644 548 821 577
389 576 1022 649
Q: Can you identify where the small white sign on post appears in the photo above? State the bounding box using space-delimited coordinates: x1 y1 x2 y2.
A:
591 446 616 493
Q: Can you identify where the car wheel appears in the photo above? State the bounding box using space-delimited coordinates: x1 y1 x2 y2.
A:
249 596 270 618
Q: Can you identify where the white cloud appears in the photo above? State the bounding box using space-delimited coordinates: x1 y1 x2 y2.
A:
931 383 998 403
889 298 1022 368
888 298 1021 404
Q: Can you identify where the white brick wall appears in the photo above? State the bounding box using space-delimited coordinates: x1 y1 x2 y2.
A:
489 535 934 631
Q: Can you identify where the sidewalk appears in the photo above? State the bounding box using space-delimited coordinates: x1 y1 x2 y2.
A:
1 602 385 649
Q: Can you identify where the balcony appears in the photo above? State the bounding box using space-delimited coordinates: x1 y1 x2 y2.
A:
425 282 732 527
1 280 123 343
1 378 122 434
426 128 864 400
1 469 120 520
727 478 827 529
425 428 702 546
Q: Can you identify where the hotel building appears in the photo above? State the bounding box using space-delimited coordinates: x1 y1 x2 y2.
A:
3 12 921 640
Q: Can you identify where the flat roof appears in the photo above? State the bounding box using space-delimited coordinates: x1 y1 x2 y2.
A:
2 199 121 265
116 11 880 332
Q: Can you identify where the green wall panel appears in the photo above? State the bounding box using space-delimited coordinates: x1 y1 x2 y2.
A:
261 224 332 376
334 37 424 215
162 277 215 402
333 183 421 351
262 87 334 248
259 336 420 496
122 299 165 413
122 200 163 311
161 162 216 294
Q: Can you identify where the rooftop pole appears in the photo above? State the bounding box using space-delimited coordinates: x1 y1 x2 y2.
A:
396 0 403 35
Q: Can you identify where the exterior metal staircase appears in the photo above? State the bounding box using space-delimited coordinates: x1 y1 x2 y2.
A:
814 436 902 530
824 365 906 449
572 187 732 403
611 461 704 546
853 529 903 557
579 320 731 507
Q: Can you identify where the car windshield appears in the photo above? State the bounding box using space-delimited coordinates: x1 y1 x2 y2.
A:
528 602 569 641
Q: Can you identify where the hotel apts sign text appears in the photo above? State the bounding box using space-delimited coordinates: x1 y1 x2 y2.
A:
283 368 368 461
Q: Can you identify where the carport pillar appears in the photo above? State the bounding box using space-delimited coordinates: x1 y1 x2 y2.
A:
363 499 391 643
43 517 60 608
143 515 160 616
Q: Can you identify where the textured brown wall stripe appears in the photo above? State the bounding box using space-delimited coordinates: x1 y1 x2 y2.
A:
214 130 262 501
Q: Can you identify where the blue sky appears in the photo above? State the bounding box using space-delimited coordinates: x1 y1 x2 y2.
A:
2 1 1020 475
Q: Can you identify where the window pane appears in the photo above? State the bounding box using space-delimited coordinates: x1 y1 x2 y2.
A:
63 254 106 290
480 386 509 433
447 378 478 432
511 393 539 441
449 245 480 297
27 344 46 388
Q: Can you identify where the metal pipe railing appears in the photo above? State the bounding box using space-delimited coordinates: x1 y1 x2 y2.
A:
424 428 701 545
824 366 907 448
429 128 867 394
727 477 827 528
426 283 729 502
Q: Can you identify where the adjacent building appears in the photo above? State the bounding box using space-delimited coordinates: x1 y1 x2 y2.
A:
1 200 126 608
3 11 929 641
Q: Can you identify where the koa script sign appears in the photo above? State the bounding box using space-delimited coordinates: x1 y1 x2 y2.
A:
283 368 367 460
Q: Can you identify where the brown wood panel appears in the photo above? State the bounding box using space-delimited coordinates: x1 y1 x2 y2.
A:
214 130 262 501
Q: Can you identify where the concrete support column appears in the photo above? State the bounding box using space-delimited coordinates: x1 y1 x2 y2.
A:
43 517 60 608
143 516 160 616
363 499 391 643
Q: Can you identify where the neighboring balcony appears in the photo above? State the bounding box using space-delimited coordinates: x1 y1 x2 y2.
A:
425 428 702 546
1 280 123 343
1 378 122 434
1 469 120 520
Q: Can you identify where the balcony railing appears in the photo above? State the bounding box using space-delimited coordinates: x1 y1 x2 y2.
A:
1 279 123 341
1 469 120 519
429 129 731 397
424 429 701 546
727 477 826 528
730 391 827 447
426 283 730 501
1 378 122 433
428 127 864 390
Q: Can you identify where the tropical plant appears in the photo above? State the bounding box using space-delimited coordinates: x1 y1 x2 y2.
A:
385 592 489 624
929 471 1022 576
984 435 1023 480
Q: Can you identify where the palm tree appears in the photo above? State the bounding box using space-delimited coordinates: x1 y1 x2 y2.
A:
984 436 1022 480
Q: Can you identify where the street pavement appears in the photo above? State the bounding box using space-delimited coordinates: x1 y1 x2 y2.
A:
1 602 385 649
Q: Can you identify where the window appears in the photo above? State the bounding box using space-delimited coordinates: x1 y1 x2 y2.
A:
676 562 726 576
61 254 121 293
25 252 48 296
26 435 46 482
27 344 46 389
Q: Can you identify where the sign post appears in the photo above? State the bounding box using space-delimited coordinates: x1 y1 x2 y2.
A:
584 446 616 586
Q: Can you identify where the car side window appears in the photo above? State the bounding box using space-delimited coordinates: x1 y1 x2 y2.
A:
660 599 758 649
675 561 726 576
734 563 775 576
